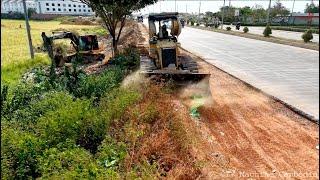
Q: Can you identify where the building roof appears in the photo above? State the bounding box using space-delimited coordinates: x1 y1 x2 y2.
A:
292 12 319 17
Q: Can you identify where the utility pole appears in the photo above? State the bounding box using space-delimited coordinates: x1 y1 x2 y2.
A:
198 0 201 23
266 0 272 25
221 0 226 29
290 0 295 25
22 0 34 59
175 0 176 12
159 0 161 13
186 4 187 13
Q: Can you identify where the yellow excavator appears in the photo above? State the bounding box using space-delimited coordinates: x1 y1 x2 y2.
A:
140 12 210 81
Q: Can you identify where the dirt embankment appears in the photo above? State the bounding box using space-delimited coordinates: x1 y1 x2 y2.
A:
137 23 319 179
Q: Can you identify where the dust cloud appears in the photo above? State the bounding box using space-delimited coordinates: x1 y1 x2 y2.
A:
178 77 213 110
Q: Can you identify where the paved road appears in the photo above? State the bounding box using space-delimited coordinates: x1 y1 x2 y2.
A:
225 25 319 43
179 27 319 120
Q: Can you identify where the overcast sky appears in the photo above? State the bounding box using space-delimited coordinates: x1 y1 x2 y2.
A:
136 0 319 14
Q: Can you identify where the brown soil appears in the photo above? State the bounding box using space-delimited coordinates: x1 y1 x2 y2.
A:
137 23 319 179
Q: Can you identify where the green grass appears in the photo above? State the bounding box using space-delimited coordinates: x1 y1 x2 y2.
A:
1 19 105 86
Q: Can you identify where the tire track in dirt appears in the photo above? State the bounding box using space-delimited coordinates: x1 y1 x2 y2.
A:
188 52 319 179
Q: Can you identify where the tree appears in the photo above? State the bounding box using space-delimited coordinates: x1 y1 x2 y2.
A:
239 6 252 23
27 8 37 16
270 1 290 18
218 6 236 23
251 4 267 23
80 0 157 55
305 3 319 13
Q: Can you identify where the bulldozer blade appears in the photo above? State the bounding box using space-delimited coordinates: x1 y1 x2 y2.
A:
140 55 211 97
140 55 211 82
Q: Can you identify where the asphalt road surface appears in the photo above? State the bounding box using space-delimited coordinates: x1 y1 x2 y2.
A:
178 27 319 120
225 25 319 43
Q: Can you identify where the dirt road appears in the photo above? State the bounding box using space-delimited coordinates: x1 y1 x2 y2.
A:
137 23 319 179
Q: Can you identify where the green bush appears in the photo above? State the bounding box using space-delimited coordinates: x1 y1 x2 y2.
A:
96 136 127 169
100 88 141 121
74 67 124 100
271 26 319 34
35 96 92 147
38 147 119 179
1 82 49 120
108 47 140 70
302 30 313 42
263 25 272 37
1 129 44 179
226 27 231 31
243 27 249 33
190 20 194 26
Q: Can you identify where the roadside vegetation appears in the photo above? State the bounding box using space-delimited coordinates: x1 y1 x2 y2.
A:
188 25 319 51
263 25 272 37
302 29 314 42
1 14 203 178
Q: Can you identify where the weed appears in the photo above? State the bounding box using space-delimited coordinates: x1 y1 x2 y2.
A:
190 106 201 118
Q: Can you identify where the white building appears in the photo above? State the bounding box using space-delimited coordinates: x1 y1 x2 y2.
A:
1 0 37 13
1 0 94 16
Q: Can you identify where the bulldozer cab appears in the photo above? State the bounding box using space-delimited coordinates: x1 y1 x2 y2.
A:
147 12 182 70
148 12 181 41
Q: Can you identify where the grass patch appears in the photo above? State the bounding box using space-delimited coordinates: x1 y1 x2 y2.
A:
1 55 50 87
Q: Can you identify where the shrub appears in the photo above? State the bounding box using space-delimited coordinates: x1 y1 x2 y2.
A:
243 27 249 33
100 88 141 122
1 12 24 20
226 27 231 31
302 30 313 42
38 147 119 179
109 47 140 70
190 20 194 26
2 82 48 119
36 97 92 147
263 25 272 37
96 136 127 169
74 67 124 100
1 129 44 179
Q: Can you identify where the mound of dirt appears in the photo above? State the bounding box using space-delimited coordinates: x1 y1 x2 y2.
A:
60 17 99 26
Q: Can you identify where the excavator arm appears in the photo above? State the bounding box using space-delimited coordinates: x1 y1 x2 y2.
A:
41 31 80 59
41 31 104 67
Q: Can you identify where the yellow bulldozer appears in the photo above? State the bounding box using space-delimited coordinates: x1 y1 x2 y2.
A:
140 12 210 81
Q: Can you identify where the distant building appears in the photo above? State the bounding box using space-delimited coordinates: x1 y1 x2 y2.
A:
1 0 37 13
288 13 319 25
1 0 94 16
